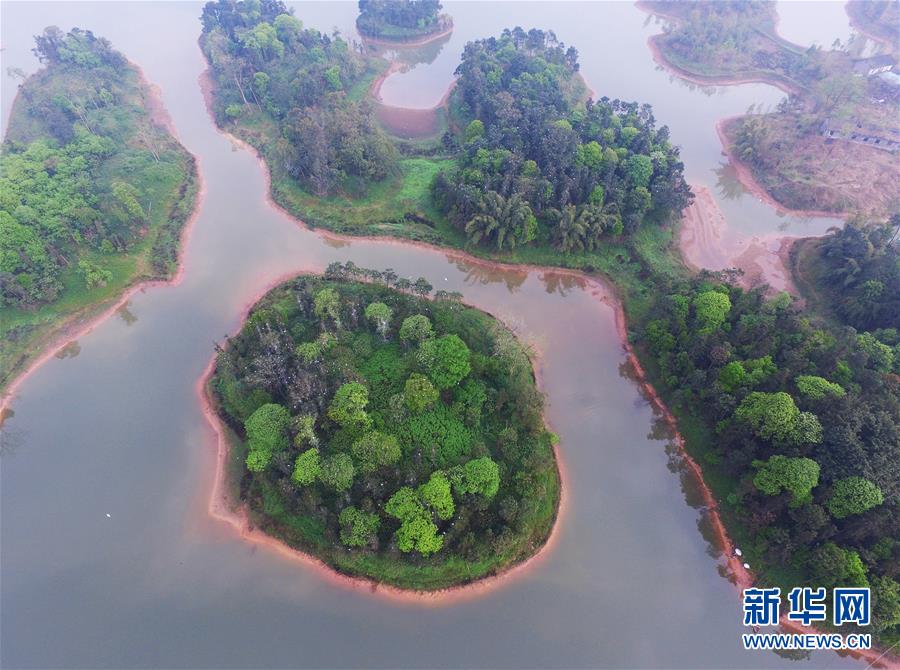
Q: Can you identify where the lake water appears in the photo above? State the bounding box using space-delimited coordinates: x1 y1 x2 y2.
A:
0 2 873 667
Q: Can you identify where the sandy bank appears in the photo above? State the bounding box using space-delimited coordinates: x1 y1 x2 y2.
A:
368 57 457 139
714 117 848 220
680 184 800 295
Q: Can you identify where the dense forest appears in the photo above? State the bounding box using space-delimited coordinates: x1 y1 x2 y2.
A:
200 4 692 257
200 0 397 196
209 267 559 589
640 266 900 640
356 0 449 41
433 28 693 252
1 27 195 308
0 27 197 387
813 216 900 332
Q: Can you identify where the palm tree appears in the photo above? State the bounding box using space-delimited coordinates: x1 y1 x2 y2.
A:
580 202 622 250
552 205 589 253
465 191 534 251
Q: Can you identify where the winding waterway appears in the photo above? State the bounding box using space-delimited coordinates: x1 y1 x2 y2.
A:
0 2 879 667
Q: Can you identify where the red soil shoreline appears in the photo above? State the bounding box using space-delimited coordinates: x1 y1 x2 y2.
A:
0 22 891 666
368 55 457 138
637 7 897 664
679 184 803 295
202 60 790 618
714 117 847 220
0 64 206 418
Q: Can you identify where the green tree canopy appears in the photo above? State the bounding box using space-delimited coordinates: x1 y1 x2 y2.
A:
244 403 291 471
328 382 371 430
807 542 869 588
385 486 423 521
365 301 393 338
338 506 380 547
871 575 900 634
404 373 438 414
292 448 321 485
625 153 653 189
351 430 401 473
314 287 341 327
418 471 455 520
826 476 884 519
752 455 820 505
451 457 501 498
399 314 433 344
693 290 731 333
735 391 822 445
319 453 355 492
394 513 443 555
419 334 471 389
464 119 485 143
795 375 846 400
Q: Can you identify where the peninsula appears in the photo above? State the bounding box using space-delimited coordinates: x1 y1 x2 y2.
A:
643 0 898 218
0 27 198 391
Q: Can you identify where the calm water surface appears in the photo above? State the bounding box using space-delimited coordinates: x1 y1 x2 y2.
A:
0 2 869 668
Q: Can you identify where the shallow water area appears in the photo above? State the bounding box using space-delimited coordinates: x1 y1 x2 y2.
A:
0 2 869 668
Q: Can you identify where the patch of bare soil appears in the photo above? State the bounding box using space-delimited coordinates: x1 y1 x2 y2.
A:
722 115 900 219
680 185 800 294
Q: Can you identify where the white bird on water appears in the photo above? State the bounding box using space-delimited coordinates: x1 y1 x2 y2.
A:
106 513 111 518
734 547 743 557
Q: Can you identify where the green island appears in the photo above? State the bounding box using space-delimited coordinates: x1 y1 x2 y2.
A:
208 270 559 590
0 27 198 389
198 0 899 640
356 0 451 42
643 0 898 217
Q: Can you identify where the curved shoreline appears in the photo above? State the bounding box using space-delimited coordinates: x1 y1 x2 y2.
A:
0 64 205 417
638 2 850 222
202 62 775 613
635 10 897 665
637 2 800 96
359 20 454 49
639 2 846 296
196 268 569 605
714 117 846 220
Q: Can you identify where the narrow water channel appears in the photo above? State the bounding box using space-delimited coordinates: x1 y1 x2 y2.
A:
0 2 873 667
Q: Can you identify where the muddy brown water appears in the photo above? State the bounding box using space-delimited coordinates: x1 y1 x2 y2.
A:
0 2 878 667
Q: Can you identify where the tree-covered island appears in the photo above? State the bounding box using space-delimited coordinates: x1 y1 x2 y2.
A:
208 267 560 589
356 0 452 42
1 27 198 389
